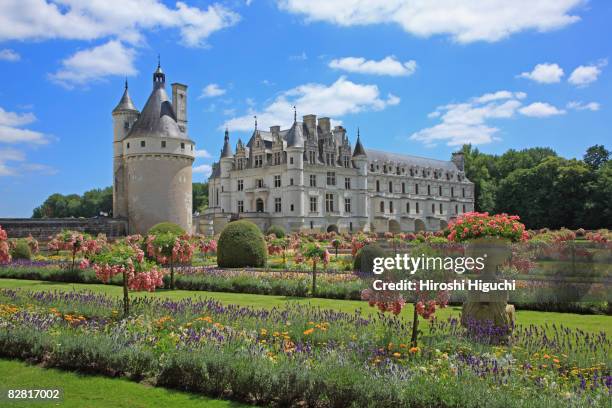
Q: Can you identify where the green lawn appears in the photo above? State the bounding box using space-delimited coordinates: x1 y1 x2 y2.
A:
1 278 610 335
0 359 245 408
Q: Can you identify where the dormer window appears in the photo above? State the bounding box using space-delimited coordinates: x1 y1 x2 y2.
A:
140 140 145 147
181 142 185 149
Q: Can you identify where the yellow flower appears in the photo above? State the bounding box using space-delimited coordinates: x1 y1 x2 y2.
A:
393 352 401 358
303 328 314 335
409 347 420 354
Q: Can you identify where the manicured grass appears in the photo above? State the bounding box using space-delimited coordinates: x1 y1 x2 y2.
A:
0 359 245 408
1 278 610 335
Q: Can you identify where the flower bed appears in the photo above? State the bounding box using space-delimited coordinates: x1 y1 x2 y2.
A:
0 288 609 407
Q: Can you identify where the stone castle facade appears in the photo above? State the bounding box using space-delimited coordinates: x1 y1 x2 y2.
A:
204 115 474 234
112 64 195 234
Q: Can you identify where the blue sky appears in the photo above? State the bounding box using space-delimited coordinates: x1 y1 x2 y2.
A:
0 0 610 217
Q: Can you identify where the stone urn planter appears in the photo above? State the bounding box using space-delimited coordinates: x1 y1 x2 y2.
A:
461 237 514 330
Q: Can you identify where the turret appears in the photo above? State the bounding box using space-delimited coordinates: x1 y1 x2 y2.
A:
112 80 139 142
220 128 234 177
352 129 368 175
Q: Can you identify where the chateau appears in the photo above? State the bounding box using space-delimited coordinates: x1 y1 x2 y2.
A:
204 115 474 234
112 63 195 234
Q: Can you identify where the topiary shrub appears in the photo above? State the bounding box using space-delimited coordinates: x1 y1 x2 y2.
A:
11 240 32 260
217 220 267 268
353 244 386 274
266 225 286 238
148 222 185 236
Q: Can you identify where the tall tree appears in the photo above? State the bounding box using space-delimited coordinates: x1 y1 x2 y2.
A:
583 144 610 170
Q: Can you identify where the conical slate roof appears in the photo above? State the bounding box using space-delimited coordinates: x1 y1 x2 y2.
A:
113 85 137 113
126 83 184 140
221 129 233 158
285 121 304 147
352 133 366 157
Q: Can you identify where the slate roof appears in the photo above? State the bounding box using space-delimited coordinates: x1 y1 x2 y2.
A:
367 149 458 170
113 87 137 113
126 83 185 140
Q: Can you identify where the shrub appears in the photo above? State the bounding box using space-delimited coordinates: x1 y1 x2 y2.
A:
11 240 32 260
266 225 286 238
148 222 185 236
353 244 386 273
217 220 267 268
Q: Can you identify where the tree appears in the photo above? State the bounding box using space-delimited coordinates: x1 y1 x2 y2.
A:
146 233 194 290
0 225 11 264
583 144 610 170
192 182 209 213
303 243 330 296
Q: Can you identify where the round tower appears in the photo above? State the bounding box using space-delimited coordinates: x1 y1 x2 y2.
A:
121 63 195 234
112 80 139 219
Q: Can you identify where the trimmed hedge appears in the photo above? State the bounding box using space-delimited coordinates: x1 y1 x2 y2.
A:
217 220 268 268
11 240 32 260
266 225 286 238
148 222 185 236
353 244 386 274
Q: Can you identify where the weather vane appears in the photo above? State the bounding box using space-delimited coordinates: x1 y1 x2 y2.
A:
293 105 297 122
254 115 257 130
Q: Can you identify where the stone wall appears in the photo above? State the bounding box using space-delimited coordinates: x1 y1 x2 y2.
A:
0 218 127 240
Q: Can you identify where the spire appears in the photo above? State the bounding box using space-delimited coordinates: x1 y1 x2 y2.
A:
153 56 165 85
352 128 367 157
221 128 232 158
113 80 138 113
293 105 297 123
254 115 258 131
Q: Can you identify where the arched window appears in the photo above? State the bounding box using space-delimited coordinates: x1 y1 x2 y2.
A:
256 198 264 212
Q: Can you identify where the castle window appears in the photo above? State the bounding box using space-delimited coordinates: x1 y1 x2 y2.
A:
416 202 420 213
310 196 318 212
309 175 317 187
326 172 336 186
161 140 166 148
274 197 282 213
237 200 244 213
256 179 264 188
427 185 431 195
256 198 264 212
274 175 281 188
254 155 263 168
345 198 351 213
290 204 294 211
308 151 316 164
451 187 454 197
349 222 353 232
402 182 406 194
462 188 466 198
432 204 435 214
383 165 387 173
439 186 443 196
376 180 380 192
237 179 243 191
406 202 410 213
388 181 393 193
380 201 385 213
127 143 130 149
396 167 401 175
274 152 281 165
290 157 294 164
181 142 185 149
389 201 394 213
415 184 419 194
140 140 145 147
455 205 458 214
370 163 375 171
439 203 443 214
310 221 314 229
191 145 193 151
462 204 466 213
290 178 294 186
325 193 334 212
344 177 351 189
124 121 129 130
343 156 350 168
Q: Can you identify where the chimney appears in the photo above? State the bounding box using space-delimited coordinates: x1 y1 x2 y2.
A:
172 83 188 134
451 151 465 172
303 114 317 138
318 117 330 134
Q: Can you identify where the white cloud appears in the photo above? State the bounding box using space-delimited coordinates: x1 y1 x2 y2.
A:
568 60 607 87
567 101 600 111
193 164 212 176
0 148 55 176
0 0 240 47
277 0 583 43
194 149 212 158
289 51 308 61
329 56 417 76
223 108 236 116
0 48 20 62
0 107 48 145
519 102 566 117
519 63 564 83
49 40 137 88
223 76 400 131
410 90 526 146
199 83 226 99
